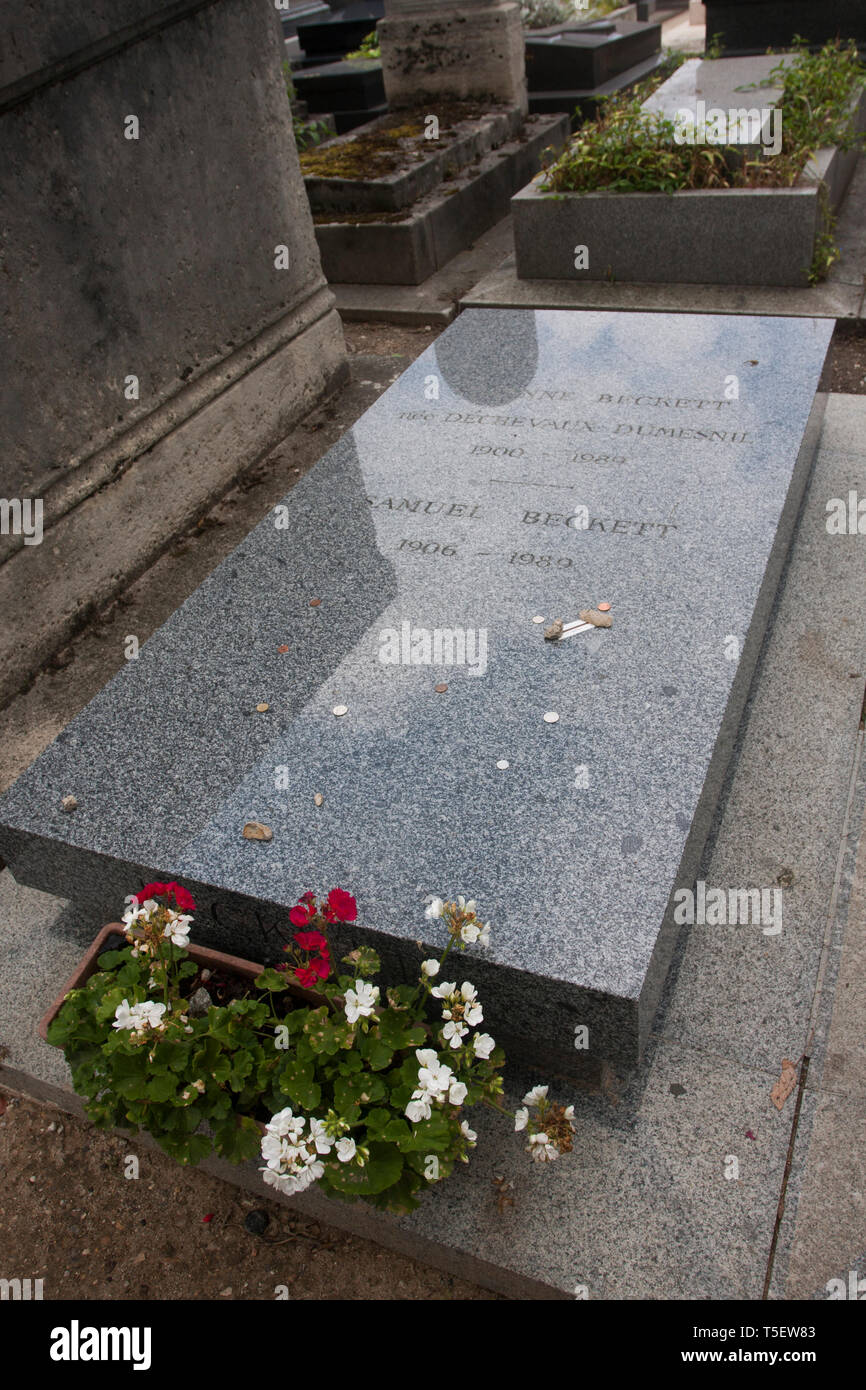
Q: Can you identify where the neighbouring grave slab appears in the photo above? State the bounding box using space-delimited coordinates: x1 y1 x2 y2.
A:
512 55 866 285
296 1 384 61
302 107 522 214
525 19 661 94
0 310 833 1075
528 52 667 126
293 58 385 114
311 111 568 282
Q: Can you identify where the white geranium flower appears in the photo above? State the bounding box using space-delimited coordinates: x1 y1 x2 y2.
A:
442 1019 468 1048
420 959 440 978
528 1132 559 1163
406 1095 432 1124
112 999 137 1031
464 1002 483 1027
425 898 445 920
523 1084 549 1107
138 1001 166 1029
514 1107 529 1132
308 1118 333 1154
260 1132 289 1169
417 1058 454 1098
266 1107 305 1140
344 979 380 1024
163 912 192 947
460 983 478 1002
457 897 476 914
448 1081 468 1105
460 1120 477 1145
336 1137 356 1163
460 922 481 944
477 921 491 947
415 1047 440 1070
114 999 165 1032
472 1032 495 1059
431 981 456 1000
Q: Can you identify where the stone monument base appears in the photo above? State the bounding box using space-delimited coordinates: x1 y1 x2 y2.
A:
378 3 528 112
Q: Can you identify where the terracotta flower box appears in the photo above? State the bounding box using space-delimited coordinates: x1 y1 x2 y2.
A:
38 923 268 1042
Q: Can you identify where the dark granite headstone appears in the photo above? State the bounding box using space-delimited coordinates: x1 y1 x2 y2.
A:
526 19 662 93
705 0 866 55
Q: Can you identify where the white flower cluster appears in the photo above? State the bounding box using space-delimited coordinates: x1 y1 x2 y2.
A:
513 1085 575 1163
113 998 167 1032
122 896 193 951
425 896 491 947
405 1048 468 1123
259 1106 357 1195
343 979 379 1025
430 980 484 1049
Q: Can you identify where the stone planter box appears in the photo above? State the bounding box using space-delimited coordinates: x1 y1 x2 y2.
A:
512 86 866 286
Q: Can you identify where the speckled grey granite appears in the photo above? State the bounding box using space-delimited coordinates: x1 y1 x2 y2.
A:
0 310 834 1074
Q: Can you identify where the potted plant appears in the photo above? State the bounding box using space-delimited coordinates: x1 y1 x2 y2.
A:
45 882 575 1212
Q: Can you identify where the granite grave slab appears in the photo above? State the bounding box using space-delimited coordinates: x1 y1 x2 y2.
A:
0 310 833 1075
512 55 866 285
525 19 661 94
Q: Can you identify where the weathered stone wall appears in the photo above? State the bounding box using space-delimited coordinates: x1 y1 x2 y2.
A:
0 0 346 703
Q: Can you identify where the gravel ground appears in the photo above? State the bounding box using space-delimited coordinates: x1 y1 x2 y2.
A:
0 1092 500 1301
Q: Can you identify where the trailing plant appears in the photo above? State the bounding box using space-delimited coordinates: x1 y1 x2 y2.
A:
48 883 575 1214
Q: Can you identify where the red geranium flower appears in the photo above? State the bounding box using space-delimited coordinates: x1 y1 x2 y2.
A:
309 955 330 980
136 881 196 912
294 965 319 989
294 930 327 953
325 888 357 923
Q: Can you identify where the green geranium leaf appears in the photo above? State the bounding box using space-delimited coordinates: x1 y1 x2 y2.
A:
321 1143 403 1196
255 967 290 991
